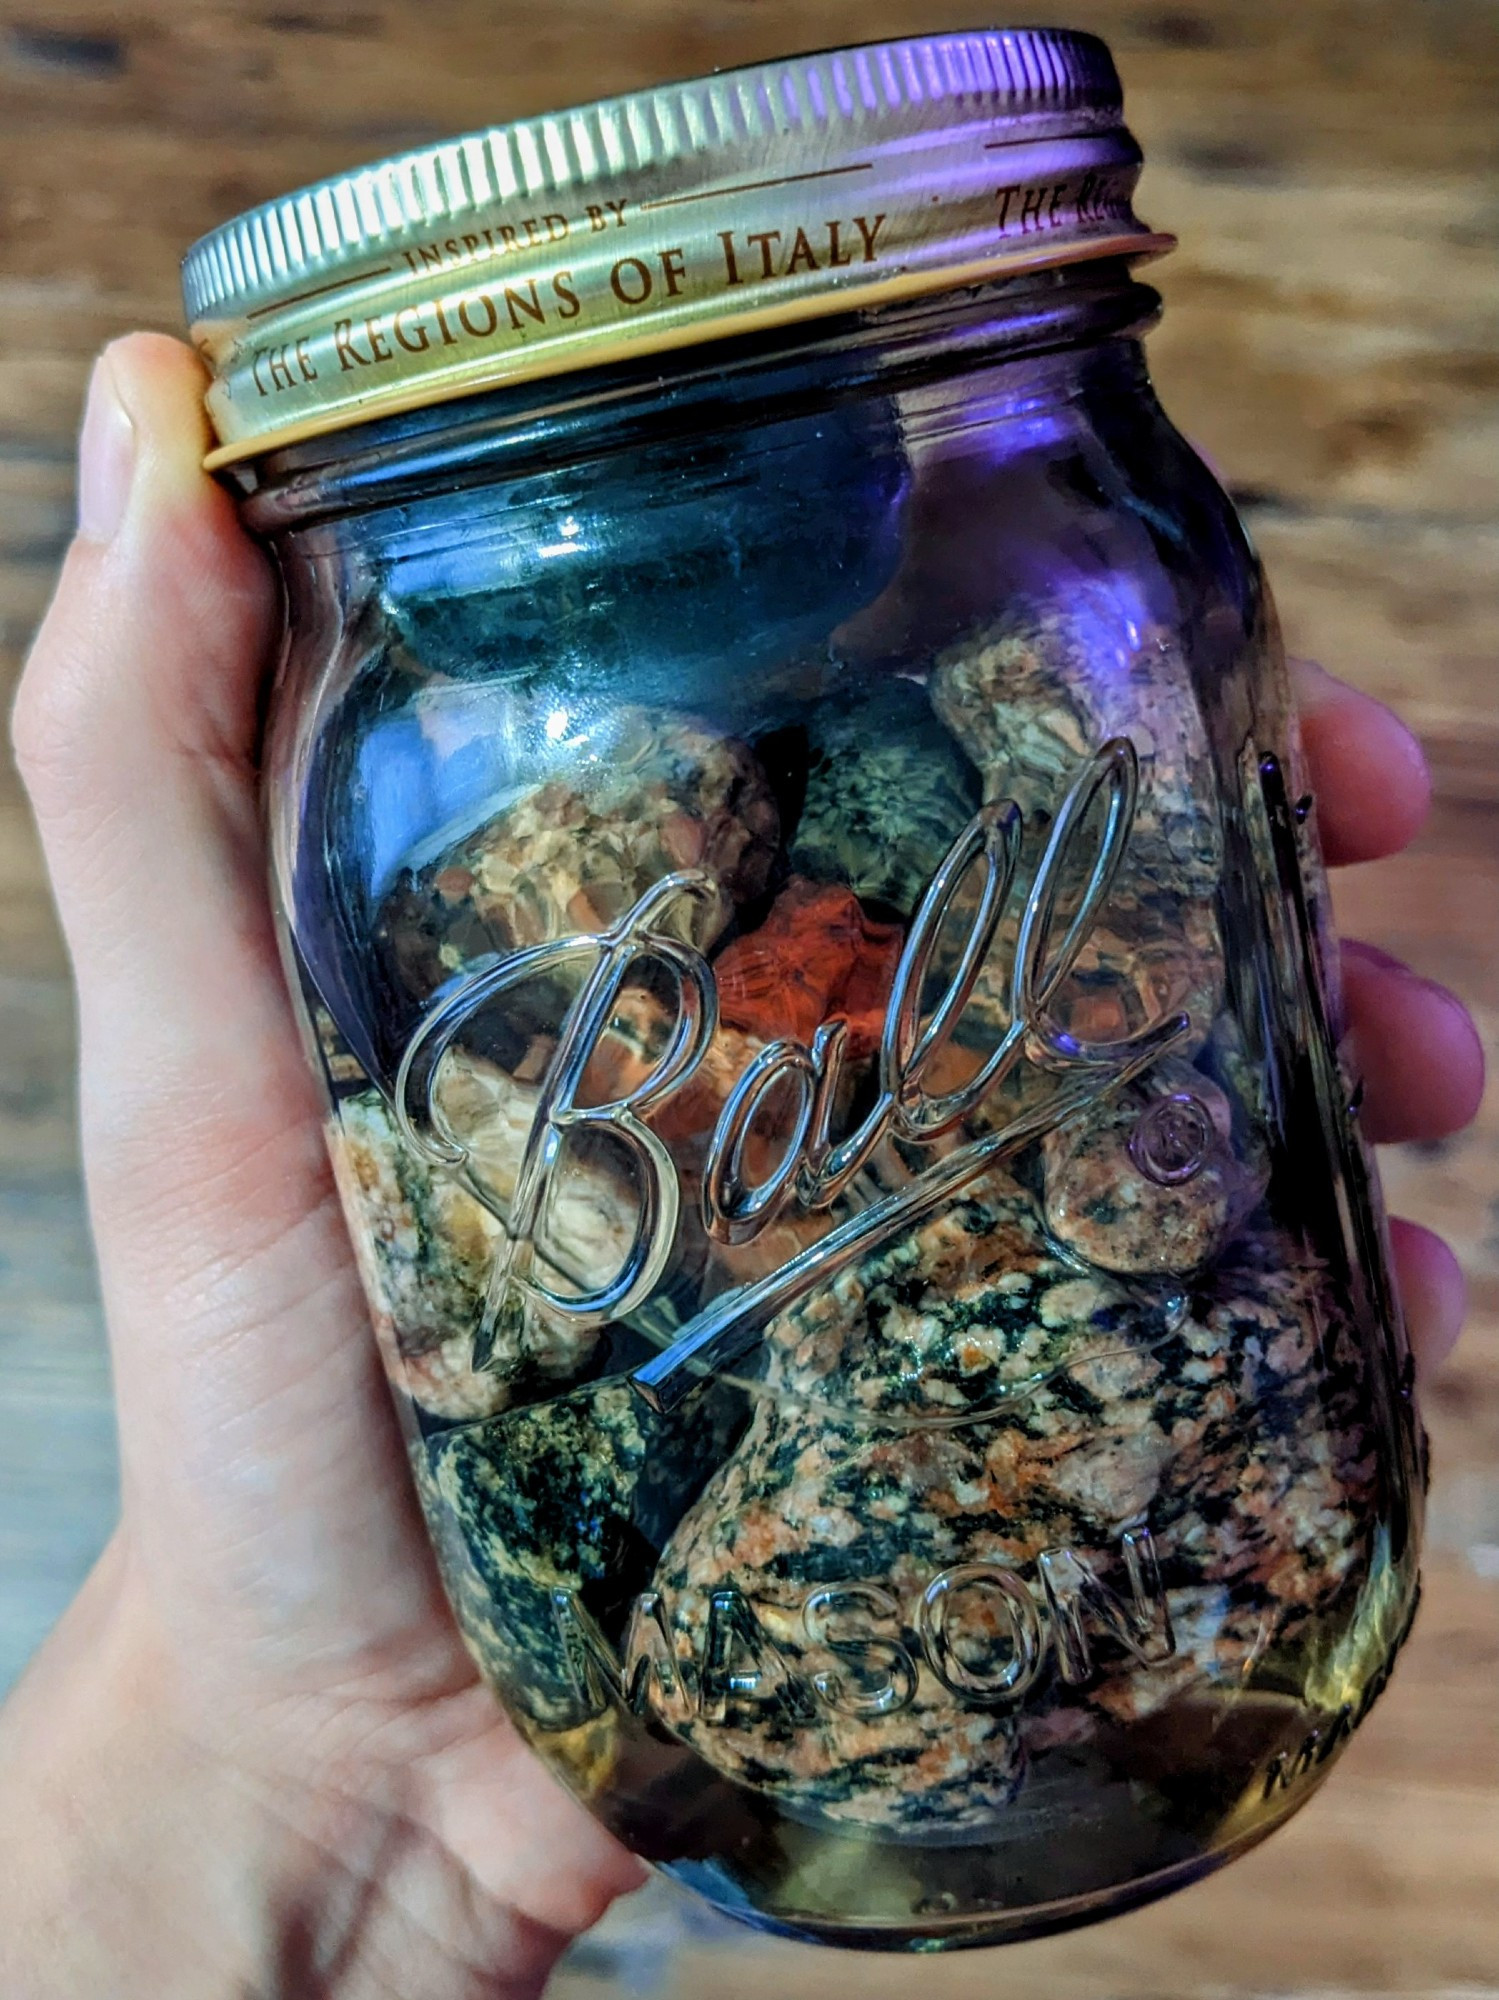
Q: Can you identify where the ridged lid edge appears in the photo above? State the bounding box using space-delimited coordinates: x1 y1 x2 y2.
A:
184 30 1167 465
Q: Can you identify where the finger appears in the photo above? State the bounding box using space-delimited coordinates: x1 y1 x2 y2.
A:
1342 940 1485 1144
1389 1218 1467 1373
1293 657 1431 867
12 337 444 1663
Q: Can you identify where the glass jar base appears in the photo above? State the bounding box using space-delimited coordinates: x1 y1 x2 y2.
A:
662 1782 1320 1952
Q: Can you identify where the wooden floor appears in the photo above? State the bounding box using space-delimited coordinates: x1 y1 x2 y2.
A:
0 2 1494 1992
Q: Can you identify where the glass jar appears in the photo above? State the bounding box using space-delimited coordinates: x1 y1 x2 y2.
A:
185 29 1424 1951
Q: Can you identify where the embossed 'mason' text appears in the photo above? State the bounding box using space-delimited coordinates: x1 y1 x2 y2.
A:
549 1527 1174 1726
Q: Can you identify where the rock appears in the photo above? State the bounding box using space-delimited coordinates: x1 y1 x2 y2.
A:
1041 1058 1269 1277
1050 892 1225 1053
328 1087 513 1423
373 706 780 1014
379 389 909 701
929 607 1226 1061
327 945 791 1421
432 1374 747 1729
650 1177 1373 1836
714 877 904 1061
929 606 1221 899
1100 1227 1379 1721
655 1397 1033 1836
946 896 1225 1115
327 1054 650 1421
756 1170 1158 1423
788 678 981 916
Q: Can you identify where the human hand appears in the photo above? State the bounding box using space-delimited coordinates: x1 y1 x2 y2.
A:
0 334 1485 1998
2 334 643 2000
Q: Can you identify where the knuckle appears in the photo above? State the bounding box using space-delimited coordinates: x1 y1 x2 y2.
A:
9 551 112 807
10 636 92 803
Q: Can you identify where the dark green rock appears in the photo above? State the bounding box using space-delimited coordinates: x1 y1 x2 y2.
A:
787 677 981 918
432 1374 746 1726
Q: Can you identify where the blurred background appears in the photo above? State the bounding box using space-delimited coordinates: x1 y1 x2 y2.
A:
0 3 1493 1993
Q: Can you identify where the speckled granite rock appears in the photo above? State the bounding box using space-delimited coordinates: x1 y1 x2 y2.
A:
929 607 1221 899
788 678 981 916
930 608 1225 1061
374 706 780 1009
1041 1058 1269 1277
432 1375 747 1729
327 1052 650 1421
754 1171 1159 1424
650 1175 1373 1836
329 1086 512 1422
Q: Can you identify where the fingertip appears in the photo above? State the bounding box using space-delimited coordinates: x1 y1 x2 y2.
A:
1292 657 1431 865
98 330 274 693
1389 1217 1467 1372
15 332 274 827
102 329 210 393
1342 942 1486 1143
102 332 253 560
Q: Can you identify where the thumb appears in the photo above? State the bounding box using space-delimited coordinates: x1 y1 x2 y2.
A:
11 335 327 1315
12 333 290 1184
12 336 438 1670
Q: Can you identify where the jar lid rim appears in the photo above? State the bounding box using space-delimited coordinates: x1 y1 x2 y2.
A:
183 29 1170 468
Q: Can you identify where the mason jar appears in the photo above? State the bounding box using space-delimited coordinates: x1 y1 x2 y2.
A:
183 28 1424 1950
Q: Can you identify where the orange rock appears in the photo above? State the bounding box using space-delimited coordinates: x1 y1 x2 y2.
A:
714 878 903 1061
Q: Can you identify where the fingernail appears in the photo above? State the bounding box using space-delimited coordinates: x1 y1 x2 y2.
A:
77 354 136 544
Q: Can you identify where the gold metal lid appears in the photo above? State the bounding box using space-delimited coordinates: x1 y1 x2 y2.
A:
183 29 1170 469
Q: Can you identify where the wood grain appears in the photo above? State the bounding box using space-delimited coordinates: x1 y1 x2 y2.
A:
0 1 1493 1989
